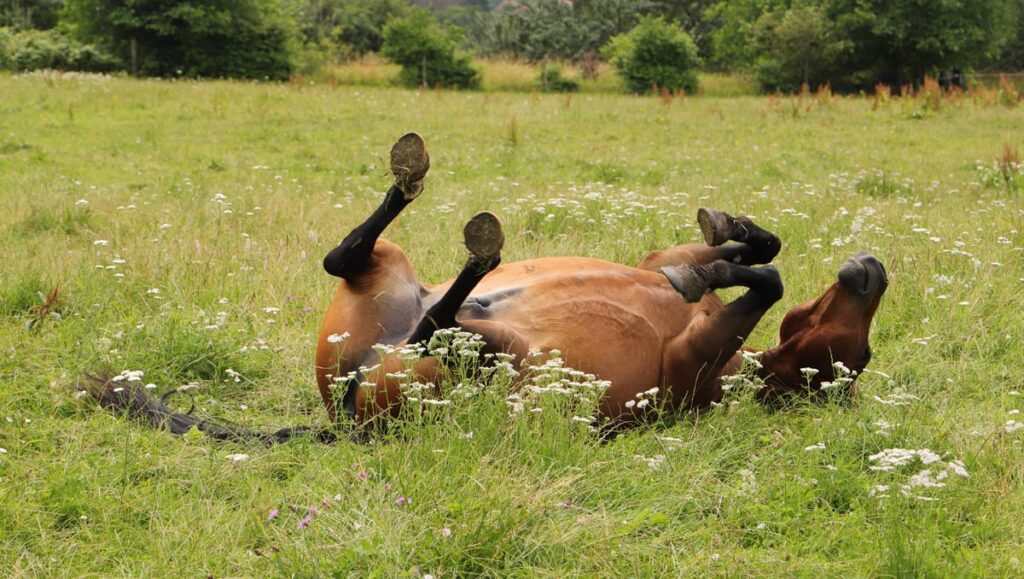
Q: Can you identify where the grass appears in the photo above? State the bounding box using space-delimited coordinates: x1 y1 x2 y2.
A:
1 72 1023 576
316 55 756 97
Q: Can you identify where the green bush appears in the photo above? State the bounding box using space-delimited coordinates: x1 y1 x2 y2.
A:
603 16 700 95
752 6 843 93
61 0 295 80
380 10 479 89
0 27 120 72
536 64 579 92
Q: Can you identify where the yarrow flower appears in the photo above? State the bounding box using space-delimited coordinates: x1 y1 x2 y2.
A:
327 332 351 344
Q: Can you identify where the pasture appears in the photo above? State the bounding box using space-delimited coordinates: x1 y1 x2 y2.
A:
1 73 1023 576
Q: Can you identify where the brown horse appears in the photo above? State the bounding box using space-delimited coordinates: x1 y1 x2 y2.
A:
315 133 888 431
86 133 887 442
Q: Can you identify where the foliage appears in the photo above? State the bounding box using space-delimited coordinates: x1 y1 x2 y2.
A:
603 16 700 94
0 26 120 72
536 63 579 92
0 0 61 30
752 5 846 93
708 0 1021 92
293 0 410 63
478 0 651 62
61 0 295 80
380 9 479 89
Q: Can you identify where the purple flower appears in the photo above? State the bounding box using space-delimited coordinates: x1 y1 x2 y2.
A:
384 482 393 491
302 305 313 313
268 508 279 521
395 496 410 506
297 513 313 529
285 294 295 302
562 499 573 508
441 527 452 538
357 470 369 480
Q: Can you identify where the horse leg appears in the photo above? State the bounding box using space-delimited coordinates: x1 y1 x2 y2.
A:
637 208 781 271
659 260 784 410
322 132 430 279
407 211 504 345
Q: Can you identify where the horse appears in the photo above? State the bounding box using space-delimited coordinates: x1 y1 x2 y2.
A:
85 133 887 441
315 133 888 432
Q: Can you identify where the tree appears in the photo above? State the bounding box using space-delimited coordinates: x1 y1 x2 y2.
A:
1 0 62 30
477 0 650 61
294 0 410 60
706 0 1019 92
825 0 1019 89
380 9 480 89
603 16 701 94
752 5 846 92
61 0 296 79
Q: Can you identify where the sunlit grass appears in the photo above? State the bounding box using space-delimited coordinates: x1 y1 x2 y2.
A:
316 55 752 96
0 74 1022 576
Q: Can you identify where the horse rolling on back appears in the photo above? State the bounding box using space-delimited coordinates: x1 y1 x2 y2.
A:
315 133 888 433
85 132 888 441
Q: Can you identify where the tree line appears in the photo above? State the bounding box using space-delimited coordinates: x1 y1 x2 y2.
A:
1 0 1023 93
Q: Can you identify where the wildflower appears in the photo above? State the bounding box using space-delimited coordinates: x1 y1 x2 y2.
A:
146 288 160 295
1005 420 1024 433
263 307 280 314
268 508 279 521
357 470 369 480
93 240 109 246
395 496 410 506
327 332 350 344
441 527 452 538
297 512 314 530
226 454 250 463
804 442 826 451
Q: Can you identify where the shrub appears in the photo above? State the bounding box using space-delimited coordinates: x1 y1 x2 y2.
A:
0 28 120 72
603 16 700 95
536 64 579 92
380 10 479 89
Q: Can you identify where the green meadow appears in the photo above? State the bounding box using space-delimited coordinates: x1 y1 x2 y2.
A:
1 73 1023 576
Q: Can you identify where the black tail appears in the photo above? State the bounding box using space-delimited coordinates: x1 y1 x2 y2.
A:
80 373 338 445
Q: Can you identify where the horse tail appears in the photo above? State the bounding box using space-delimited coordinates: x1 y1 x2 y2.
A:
79 373 337 445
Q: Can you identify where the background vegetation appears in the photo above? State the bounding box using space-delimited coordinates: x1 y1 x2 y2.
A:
1 73 1023 575
2 0 1024 92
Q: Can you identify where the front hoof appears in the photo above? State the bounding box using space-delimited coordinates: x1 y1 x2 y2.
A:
464 211 504 263
390 132 430 200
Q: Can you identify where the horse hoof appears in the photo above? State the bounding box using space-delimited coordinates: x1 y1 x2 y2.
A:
661 264 709 303
697 207 734 246
391 132 430 200
464 211 504 262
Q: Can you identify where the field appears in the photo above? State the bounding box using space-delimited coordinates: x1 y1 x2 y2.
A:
1 72 1023 577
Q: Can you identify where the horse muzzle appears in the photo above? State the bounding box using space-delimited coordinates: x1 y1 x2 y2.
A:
837 252 888 297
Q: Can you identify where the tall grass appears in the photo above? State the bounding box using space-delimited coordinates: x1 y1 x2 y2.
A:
0 74 1022 576
316 55 753 96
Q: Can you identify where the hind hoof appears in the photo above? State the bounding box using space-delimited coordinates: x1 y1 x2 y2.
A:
697 208 752 247
464 211 504 263
662 265 710 303
391 132 430 200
